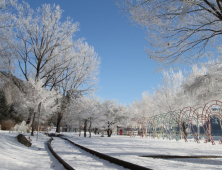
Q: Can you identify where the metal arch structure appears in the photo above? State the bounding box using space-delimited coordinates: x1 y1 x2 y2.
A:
166 110 180 140
127 100 222 145
137 117 149 138
201 100 222 145
179 106 201 143
146 118 153 137
189 106 204 143
127 118 139 137
144 110 181 140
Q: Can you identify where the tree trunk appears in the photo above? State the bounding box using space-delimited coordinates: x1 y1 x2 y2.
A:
27 108 34 133
56 113 63 133
26 111 32 125
79 120 81 137
31 112 36 136
94 128 98 134
182 122 187 140
107 121 112 137
89 118 92 138
107 129 112 137
84 119 88 137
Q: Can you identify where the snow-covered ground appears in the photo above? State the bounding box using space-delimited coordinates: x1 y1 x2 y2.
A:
0 131 66 170
1 130 222 170
61 133 222 170
51 137 129 170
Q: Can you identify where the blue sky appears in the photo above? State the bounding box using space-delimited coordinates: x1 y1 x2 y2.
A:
22 0 163 105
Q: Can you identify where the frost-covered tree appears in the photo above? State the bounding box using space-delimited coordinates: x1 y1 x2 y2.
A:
0 89 10 122
0 1 100 133
117 0 222 67
66 96 103 137
102 100 128 137
128 100 142 119
183 61 222 105
8 2 81 86
66 97 128 138
129 92 159 118
128 97 150 120
53 42 100 133
0 75 60 135
182 64 207 105
129 68 186 120
11 79 61 135
0 75 26 122
153 69 184 112
0 0 17 73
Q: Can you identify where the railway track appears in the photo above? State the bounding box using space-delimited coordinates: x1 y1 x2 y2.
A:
47 135 152 170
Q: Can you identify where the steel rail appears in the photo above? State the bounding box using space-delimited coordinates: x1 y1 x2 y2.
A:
59 136 152 170
47 137 75 170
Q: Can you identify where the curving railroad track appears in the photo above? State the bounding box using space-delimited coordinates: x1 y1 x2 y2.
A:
47 135 152 170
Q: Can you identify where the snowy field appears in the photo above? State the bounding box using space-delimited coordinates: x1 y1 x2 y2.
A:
1 130 222 170
55 133 222 170
0 131 66 170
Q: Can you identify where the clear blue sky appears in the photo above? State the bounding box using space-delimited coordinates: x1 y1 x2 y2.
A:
22 0 162 105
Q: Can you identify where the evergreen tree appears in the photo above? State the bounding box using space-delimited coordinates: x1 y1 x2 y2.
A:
0 89 9 122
